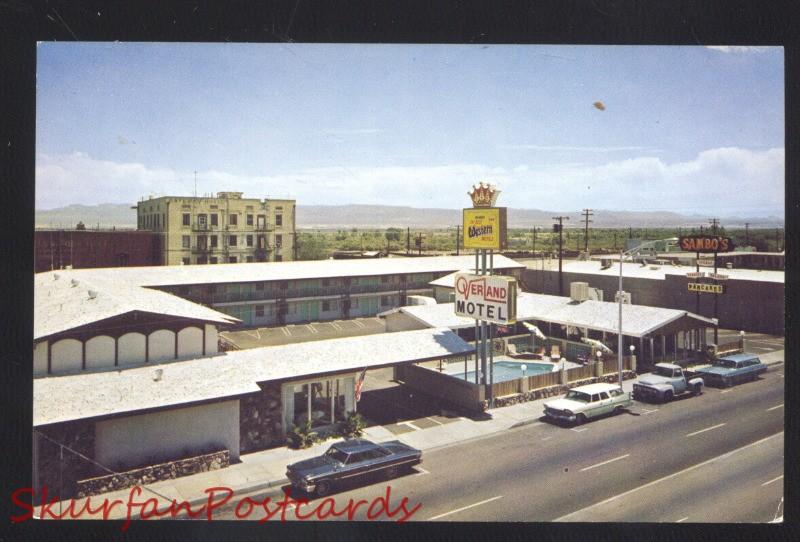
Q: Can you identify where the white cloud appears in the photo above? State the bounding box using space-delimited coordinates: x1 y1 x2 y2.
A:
499 144 657 152
323 128 383 135
36 147 784 216
706 46 772 54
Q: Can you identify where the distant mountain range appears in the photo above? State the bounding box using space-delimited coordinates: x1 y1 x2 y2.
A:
35 203 784 230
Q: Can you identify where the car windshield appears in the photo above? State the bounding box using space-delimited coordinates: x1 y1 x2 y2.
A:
654 366 674 377
324 447 349 464
715 359 737 368
564 390 591 403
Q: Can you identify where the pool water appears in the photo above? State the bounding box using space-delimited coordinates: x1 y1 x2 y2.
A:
447 359 556 383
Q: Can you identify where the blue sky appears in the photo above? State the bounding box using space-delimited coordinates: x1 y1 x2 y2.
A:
36 43 784 216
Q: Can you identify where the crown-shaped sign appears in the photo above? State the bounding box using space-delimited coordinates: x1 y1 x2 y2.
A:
467 182 500 207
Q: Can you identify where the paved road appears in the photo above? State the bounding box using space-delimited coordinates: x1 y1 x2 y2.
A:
214 366 783 523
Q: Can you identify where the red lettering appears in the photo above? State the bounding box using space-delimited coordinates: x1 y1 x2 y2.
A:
395 497 423 523
314 498 340 520
345 498 369 520
293 497 316 520
122 485 145 531
204 487 234 520
139 497 170 520
720 239 729 251
168 498 206 519
10 487 35 524
234 496 256 519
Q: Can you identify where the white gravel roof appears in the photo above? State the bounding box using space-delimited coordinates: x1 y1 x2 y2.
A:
34 272 239 340
33 327 473 426
556 260 784 284
388 292 713 338
38 255 524 287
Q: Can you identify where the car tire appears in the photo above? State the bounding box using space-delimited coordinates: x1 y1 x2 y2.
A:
385 465 400 480
315 479 332 497
575 413 587 425
692 383 703 396
663 390 673 403
613 405 624 416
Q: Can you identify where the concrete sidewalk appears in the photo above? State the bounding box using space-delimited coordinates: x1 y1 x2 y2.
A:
53 350 783 519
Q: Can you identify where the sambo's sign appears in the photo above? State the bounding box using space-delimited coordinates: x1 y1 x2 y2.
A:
454 273 517 325
678 235 734 253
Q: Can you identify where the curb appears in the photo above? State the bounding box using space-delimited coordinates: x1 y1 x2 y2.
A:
509 418 543 429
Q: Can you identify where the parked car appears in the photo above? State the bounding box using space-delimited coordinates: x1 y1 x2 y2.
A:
694 353 767 387
286 439 422 496
632 363 704 403
543 382 632 425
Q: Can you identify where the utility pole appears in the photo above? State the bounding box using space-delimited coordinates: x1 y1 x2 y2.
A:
628 226 632 239
776 228 781 252
744 222 750 246
532 226 537 254
709 218 721 345
709 218 720 234
456 225 460 255
406 227 410 255
613 231 617 250
552 216 569 296
581 209 593 252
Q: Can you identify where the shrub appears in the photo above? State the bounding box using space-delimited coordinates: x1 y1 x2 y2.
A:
286 420 318 449
339 411 366 438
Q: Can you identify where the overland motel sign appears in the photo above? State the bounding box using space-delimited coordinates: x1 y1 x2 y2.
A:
454 273 517 325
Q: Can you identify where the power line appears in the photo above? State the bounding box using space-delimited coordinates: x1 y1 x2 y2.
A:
552 216 569 296
581 208 594 252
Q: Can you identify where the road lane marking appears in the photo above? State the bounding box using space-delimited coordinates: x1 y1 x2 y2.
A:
554 432 783 522
353 320 366 328
778 373 784 378
428 496 503 521
330 321 342 330
580 454 630 472
425 417 444 425
281 327 291 336
306 324 318 334
720 389 734 394
686 423 726 437
677 517 689 523
541 436 553 441
414 467 431 476
767 404 784 411
571 427 588 433
640 408 658 415
400 421 422 430
762 475 783 487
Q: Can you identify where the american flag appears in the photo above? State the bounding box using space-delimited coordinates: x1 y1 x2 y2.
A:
354 367 368 402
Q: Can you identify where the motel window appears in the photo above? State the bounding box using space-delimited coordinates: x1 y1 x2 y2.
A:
322 300 330 312
275 234 283 247
229 256 238 263
210 256 218 264
381 275 389 283
246 235 254 247
292 379 347 428
256 282 265 291
229 214 238 226
182 213 191 226
210 213 218 226
255 305 264 317
246 214 254 226
182 235 190 248
246 256 254 263
229 235 237 247
322 278 330 287
381 295 390 306
350 298 359 308
275 214 283 227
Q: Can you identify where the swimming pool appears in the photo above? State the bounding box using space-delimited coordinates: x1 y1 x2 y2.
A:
446 358 557 383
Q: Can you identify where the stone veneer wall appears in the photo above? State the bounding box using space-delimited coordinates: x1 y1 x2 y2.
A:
35 420 95 502
239 381 284 452
76 450 229 498
488 371 638 408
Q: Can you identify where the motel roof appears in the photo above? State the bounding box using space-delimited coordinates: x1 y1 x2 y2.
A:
36 255 525 288
34 272 239 341
545 260 784 284
33 327 473 426
382 292 715 338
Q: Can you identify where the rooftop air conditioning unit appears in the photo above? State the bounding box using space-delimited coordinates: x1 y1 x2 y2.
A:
70 278 79 287
570 282 589 302
615 290 632 304
87 290 98 299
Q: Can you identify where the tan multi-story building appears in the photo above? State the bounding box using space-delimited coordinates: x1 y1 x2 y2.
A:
134 192 295 265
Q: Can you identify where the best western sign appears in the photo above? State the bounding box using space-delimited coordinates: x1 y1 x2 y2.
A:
679 235 734 253
688 283 724 294
454 273 517 325
463 182 508 250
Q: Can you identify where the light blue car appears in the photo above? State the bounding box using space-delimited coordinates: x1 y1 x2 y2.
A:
695 353 766 387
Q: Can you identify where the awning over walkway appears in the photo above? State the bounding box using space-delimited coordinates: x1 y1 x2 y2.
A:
34 327 473 426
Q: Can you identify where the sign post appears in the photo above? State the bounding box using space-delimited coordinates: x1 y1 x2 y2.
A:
462 182 509 409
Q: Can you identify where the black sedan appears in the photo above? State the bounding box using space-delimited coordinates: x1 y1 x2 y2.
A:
286 439 422 496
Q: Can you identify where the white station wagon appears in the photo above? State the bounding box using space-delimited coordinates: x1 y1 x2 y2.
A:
544 383 632 425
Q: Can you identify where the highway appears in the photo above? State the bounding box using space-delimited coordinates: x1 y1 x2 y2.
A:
215 366 784 523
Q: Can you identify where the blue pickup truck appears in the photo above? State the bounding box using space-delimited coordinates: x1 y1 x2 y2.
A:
694 353 766 387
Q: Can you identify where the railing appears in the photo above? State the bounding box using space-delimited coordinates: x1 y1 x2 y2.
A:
528 371 560 389
492 379 519 398
209 282 431 304
565 364 593 382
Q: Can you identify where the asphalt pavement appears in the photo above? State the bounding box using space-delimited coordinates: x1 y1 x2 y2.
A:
215 364 784 523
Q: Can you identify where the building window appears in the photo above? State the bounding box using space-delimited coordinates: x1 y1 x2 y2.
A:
381 295 390 306
197 235 207 249
210 235 218 248
275 214 283 227
229 256 238 263
322 300 339 312
247 214 254 226
275 234 283 247
257 215 266 229
197 256 208 264
182 257 190 265
229 235 237 246
258 235 266 249
246 256 254 263
275 255 283 262
255 305 264 317
183 213 191 226
350 297 358 308
322 278 330 287
210 213 218 226
198 214 207 227
246 235 254 247
229 214 238 226
182 235 190 248
291 379 347 428
381 275 389 283
210 256 218 264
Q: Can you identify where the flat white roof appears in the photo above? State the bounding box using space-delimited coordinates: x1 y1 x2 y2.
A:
34 272 238 340
555 260 784 284
33 327 473 426
386 292 713 338
37 255 524 288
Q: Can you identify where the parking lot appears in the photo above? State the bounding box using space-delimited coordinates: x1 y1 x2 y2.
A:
220 316 386 349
